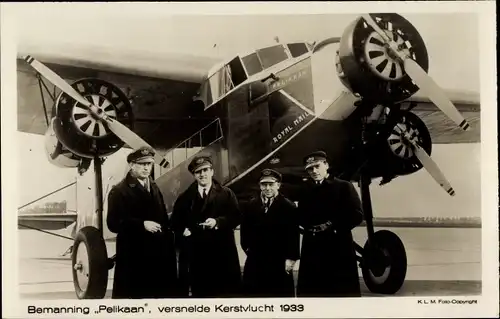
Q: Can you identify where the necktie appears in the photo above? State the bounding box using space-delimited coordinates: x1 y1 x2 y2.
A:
202 188 207 199
265 199 271 212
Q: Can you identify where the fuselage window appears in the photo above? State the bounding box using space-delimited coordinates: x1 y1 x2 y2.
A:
241 53 264 77
287 43 309 58
227 57 248 87
257 45 288 69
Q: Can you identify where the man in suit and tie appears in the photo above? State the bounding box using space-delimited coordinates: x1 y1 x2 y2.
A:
171 155 242 298
106 146 179 299
240 169 300 297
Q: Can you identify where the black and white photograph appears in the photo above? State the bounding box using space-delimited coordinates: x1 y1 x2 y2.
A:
2 2 498 318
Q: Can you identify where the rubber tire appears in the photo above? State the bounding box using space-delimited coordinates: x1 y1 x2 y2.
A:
361 230 407 294
71 226 109 299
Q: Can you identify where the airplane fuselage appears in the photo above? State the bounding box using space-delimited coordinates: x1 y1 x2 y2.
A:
154 47 369 209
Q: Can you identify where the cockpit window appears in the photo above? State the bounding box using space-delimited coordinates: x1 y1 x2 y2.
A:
256 45 288 69
204 56 248 104
200 43 309 108
287 43 309 58
241 53 263 76
206 65 233 102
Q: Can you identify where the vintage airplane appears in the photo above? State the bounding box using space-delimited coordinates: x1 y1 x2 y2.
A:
16 13 480 299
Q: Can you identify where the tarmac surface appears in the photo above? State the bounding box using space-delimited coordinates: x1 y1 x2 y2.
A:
17 227 482 299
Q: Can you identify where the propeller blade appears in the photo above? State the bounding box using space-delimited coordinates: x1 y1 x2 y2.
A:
404 59 470 131
412 142 455 196
360 15 471 131
101 117 167 167
24 56 93 108
361 14 391 42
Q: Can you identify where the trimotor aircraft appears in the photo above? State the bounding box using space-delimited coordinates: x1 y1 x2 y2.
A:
16 13 479 299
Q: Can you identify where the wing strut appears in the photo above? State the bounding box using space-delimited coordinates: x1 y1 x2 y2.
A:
17 223 74 241
18 181 77 210
35 72 57 128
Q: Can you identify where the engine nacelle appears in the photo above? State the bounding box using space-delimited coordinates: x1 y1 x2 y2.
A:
336 13 429 104
52 78 134 159
44 117 84 168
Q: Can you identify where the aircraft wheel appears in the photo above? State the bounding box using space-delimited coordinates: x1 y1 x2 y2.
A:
71 226 109 299
361 230 407 294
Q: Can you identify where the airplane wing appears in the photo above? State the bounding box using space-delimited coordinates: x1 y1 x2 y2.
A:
407 89 480 144
18 212 77 231
18 56 480 148
17 53 220 151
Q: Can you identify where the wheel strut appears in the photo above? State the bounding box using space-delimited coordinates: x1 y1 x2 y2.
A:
359 174 375 241
93 156 104 236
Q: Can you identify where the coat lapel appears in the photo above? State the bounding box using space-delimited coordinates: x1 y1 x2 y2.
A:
126 174 152 201
150 179 162 203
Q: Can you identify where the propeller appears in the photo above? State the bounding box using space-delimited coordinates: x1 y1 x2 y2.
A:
24 56 167 166
362 14 471 131
412 141 455 196
396 123 455 196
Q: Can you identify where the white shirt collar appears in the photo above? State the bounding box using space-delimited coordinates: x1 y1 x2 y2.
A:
198 183 212 196
261 193 276 205
315 173 330 185
138 178 148 187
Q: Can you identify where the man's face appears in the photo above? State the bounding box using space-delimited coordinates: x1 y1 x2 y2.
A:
306 161 329 181
194 166 214 187
130 161 153 180
260 181 280 198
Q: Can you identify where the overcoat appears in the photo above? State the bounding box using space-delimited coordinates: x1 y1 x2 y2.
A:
106 172 179 299
296 176 364 297
171 179 242 298
240 193 300 297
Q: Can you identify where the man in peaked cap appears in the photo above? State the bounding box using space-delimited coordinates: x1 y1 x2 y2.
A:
240 168 300 297
296 150 364 298
171 154 242 298
106 146 179 299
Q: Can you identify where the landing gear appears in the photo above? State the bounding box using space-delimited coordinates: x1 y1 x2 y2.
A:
357 175 407 294
72 226 108 299
361 230 407 294
71 156 115 299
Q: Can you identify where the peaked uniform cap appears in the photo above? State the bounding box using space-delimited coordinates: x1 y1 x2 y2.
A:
127 146 155 163
260 168 282 183
188 155 213 173
304 151 328 169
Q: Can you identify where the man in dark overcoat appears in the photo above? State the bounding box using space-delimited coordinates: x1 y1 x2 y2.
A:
106 146 179 299
241 168 300 297
296 151 364 297
170 155 242 298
